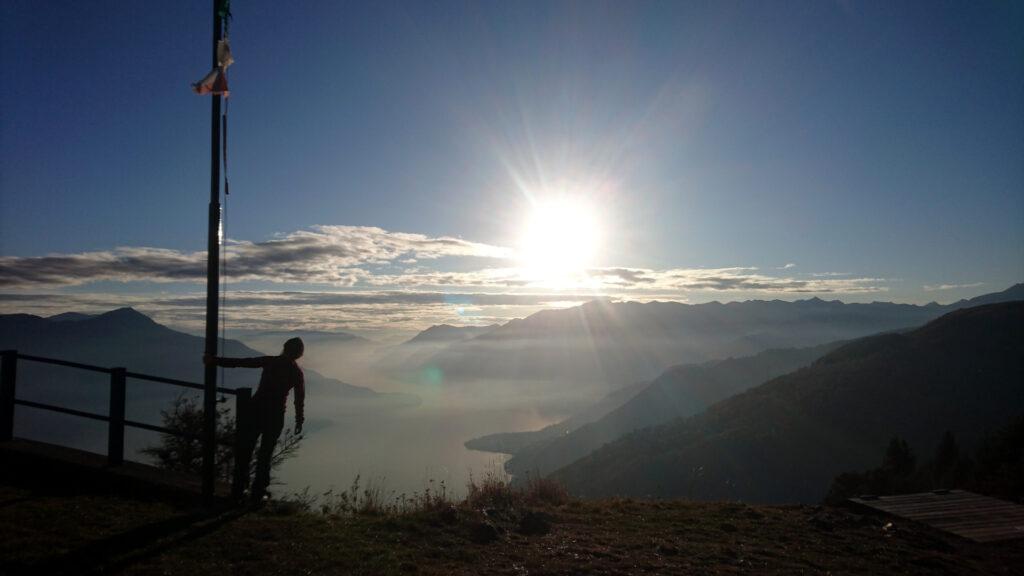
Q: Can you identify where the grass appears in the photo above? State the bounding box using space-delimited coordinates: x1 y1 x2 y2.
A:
273 468 567 517
2 480 1023 575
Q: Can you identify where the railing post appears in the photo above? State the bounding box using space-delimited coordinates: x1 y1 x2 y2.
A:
108 368 126 466
231 388 252 501
1 351 16 442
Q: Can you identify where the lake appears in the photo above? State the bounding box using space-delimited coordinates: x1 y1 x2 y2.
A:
275 404 557 499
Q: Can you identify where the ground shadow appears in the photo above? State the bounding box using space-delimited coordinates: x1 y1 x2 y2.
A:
15 505 248 576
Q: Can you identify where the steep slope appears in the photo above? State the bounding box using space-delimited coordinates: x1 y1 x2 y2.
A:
502 342 840 478
953 283 1024 307
464 380 648 455
552 302 1024 503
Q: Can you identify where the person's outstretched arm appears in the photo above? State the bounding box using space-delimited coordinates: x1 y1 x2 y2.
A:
203 355 273 368
294 369 305 434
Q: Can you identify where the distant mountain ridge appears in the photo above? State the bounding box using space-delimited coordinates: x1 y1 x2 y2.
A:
3 308 348 389
237 327 380 383
421 284 1024 393
551 302 1024 503
0 308 419 456
369 323 503 385
403 323 500 345
246 329 371 343
0 307 418 401
46 312 95 322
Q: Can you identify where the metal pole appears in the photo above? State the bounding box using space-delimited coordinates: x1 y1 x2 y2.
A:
0 351 17 442
231 388 252 500
202 0 224 504
108 368 126 465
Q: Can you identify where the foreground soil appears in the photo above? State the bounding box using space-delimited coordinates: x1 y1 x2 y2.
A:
1 485 1022 575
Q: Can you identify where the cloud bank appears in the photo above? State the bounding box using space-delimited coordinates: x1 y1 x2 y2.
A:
1 225 895 335
923 282 984 292
2 225 885 294
0 226 511 288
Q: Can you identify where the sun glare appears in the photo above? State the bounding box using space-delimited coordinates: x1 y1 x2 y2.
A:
518 196 602 285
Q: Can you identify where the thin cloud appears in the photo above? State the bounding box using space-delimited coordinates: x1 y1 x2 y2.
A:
0 225 889 303
923 282 984 292
585 267 885 294
0 225 512 288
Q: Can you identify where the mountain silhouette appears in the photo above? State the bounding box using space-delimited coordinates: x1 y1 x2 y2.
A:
45 312 95 322
0 308 379 395
496 341 842 478
420 284 1024 393
465 380 648 456
0 308 419 456
245 329 371 345
403 323 500 345
371 323 503 383
238 328 379 384
551 302 1024 503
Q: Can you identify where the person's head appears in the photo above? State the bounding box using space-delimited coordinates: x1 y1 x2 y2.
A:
282 337 304 360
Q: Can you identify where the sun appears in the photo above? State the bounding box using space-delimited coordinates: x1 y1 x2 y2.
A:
518 196 602 285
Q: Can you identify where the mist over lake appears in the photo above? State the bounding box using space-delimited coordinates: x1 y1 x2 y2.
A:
275 406 557 498
10 378 563 499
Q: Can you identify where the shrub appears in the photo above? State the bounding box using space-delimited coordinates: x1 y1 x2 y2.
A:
522 474 570 506
281 471 573 518
465 469 516 510
142 393 302 487
141 395 236 482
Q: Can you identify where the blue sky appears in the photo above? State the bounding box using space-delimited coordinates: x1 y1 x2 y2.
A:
1 1 1022 336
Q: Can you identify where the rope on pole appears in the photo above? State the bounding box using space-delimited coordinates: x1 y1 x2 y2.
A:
220 96 229 395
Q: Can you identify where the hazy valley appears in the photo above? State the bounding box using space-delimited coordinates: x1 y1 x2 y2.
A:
3 284 1021 501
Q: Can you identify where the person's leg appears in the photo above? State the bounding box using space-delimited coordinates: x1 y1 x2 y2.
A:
236 408 261 497
251 411 285 500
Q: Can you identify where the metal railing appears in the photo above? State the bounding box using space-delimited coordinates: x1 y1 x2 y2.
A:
0 350 251 502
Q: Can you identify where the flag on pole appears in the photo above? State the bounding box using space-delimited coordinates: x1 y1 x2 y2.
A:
192 39 234 96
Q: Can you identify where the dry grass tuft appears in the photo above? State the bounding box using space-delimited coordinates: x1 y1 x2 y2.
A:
522 474 571 506
283 469 573 519
465 469 517 510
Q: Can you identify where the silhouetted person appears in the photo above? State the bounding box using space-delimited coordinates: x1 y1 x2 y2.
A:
205 337 305 503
